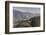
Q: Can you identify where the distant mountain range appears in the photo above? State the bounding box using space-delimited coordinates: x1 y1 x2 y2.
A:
13 10 40 21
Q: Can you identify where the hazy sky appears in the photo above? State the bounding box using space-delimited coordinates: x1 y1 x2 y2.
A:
13 7 40 14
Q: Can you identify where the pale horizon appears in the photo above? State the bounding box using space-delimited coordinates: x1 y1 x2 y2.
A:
13 7 40 14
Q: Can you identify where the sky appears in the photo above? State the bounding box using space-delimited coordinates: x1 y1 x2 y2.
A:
13 7 40 14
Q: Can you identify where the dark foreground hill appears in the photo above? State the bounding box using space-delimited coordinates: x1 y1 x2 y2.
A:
13 16 40 28
30 16 40 27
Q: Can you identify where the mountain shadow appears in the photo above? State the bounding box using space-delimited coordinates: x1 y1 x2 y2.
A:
30 16 40 27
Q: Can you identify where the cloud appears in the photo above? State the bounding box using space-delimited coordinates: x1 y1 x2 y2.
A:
13 7 40 14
